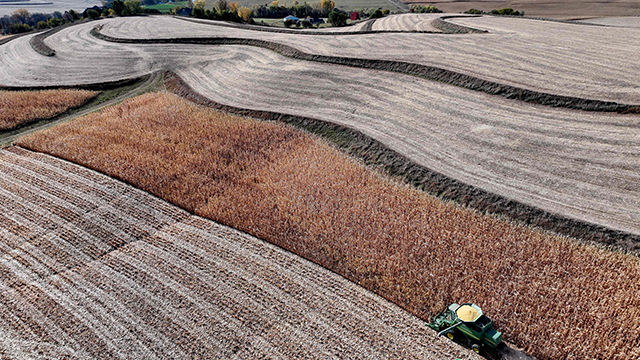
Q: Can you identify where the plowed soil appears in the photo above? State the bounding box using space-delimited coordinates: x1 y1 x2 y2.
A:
0 146 479 360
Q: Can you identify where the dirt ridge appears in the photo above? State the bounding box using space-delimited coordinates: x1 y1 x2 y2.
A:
29 26 58 56
0 74 148 91
432 15 488 33
29 20 97 56
91 25 636 113
164 70 640 255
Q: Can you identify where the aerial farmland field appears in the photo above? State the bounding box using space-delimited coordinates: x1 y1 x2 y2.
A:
1 8 639 360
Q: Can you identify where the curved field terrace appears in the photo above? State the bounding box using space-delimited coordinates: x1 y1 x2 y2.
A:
99 15 640 104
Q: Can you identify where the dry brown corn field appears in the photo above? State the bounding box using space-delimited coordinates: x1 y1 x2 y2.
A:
0 89 97 130
16 92 640 360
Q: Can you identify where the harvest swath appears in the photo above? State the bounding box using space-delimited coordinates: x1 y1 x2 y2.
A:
0 146 476 359
17 92 640 360
0 89 97 130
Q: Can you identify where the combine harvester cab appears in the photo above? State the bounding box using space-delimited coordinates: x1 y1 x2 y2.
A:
428 303 502 354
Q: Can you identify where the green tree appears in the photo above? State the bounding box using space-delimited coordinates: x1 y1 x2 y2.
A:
48 17 64 27
123 0 142 15
69 9 80 20
86 9 100 19
328 10 348 27
12 9 30 22
9 23 32 33
213 0 228 13
369 8 383 19
111 0 125 15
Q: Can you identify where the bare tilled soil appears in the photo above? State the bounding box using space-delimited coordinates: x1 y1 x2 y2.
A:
576 16 640 28
372 14 443 31
98 15 640 104
0 146 479 360
3 15 640 104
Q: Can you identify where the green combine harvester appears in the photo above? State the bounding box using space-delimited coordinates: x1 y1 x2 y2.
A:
427 303 502 354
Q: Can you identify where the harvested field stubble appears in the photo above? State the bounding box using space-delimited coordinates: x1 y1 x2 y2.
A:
0 147 476 360
371 14 443 32
3 15 640 104
0 89 97 130
17 92 640 360
95 15 640 104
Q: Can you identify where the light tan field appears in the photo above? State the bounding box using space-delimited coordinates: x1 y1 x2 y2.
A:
0 15 638 245
371 13 442 31
406 0 640 19
97 15 640 104
3 15 640 104
16 92 640 360
0 146 478 360
0 89 97 130
576 16 640 27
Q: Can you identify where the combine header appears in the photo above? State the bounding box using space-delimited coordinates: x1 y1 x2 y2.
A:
427 303 502 354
